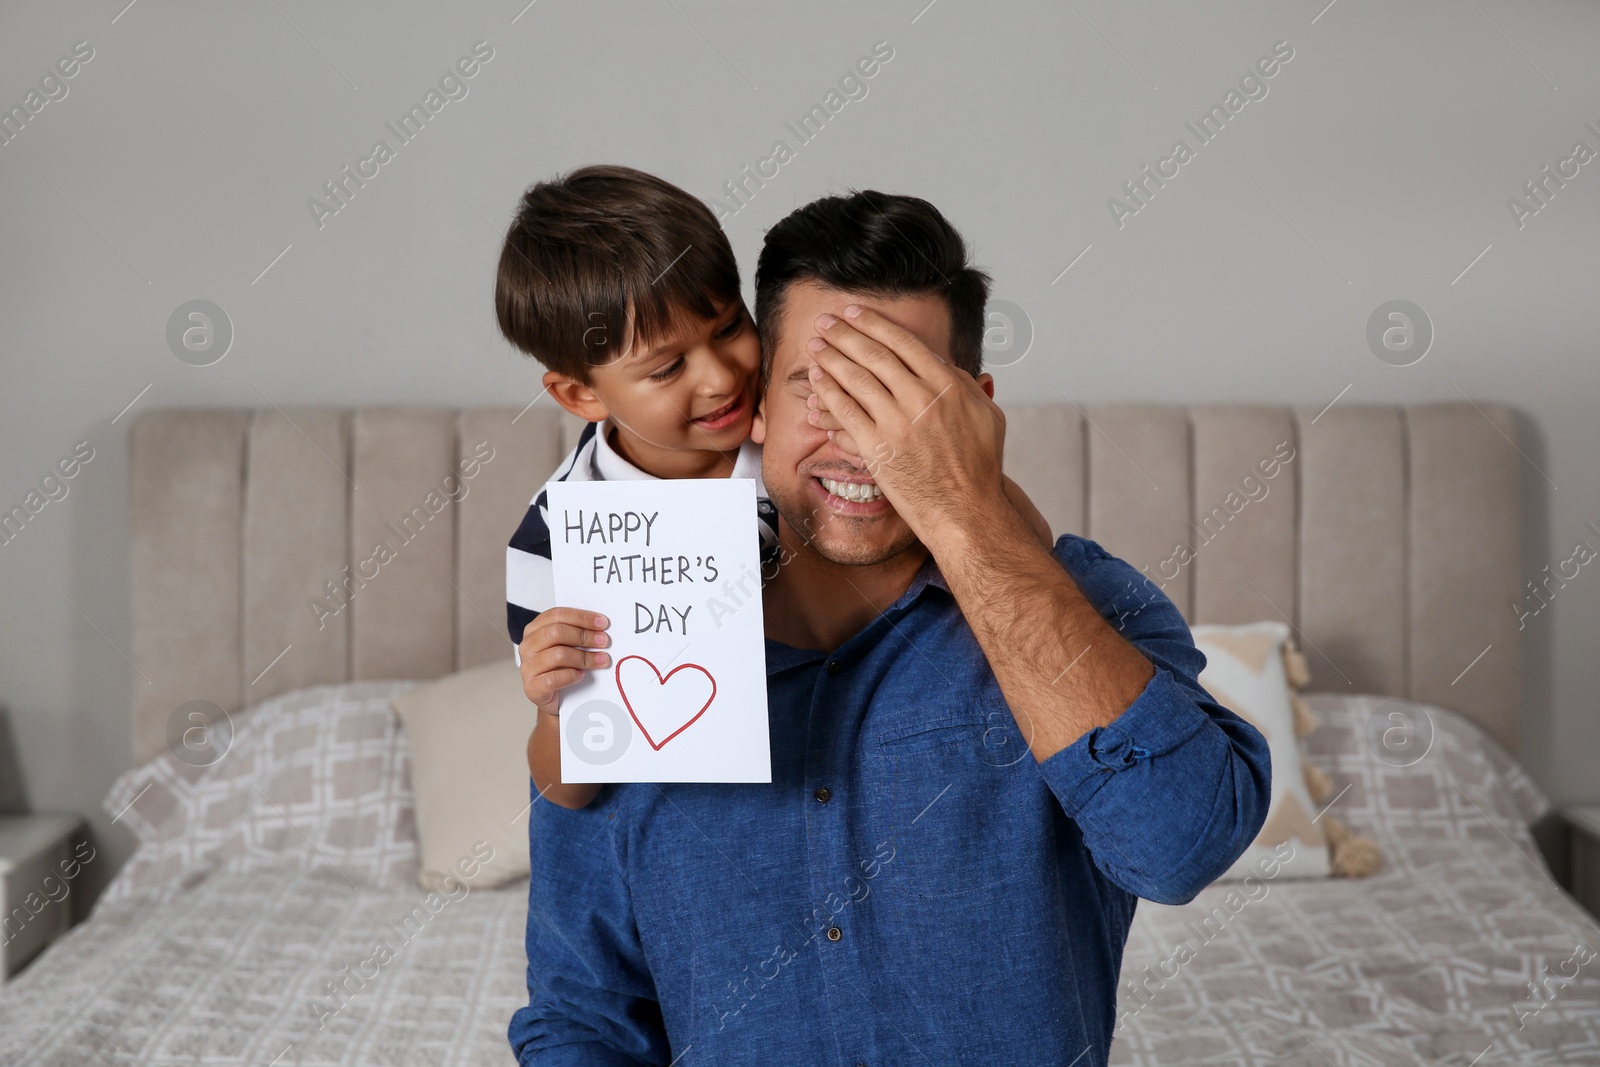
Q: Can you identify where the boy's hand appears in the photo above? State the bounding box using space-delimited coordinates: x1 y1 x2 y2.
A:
519 608 611 716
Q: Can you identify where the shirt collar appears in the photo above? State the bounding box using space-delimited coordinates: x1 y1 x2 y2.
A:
590 419 656 482
902 551 950 600
592 419 766 493
730 438 765 488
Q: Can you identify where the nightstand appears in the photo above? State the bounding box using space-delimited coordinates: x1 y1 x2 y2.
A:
0 813 85 980
1560 805 1600 922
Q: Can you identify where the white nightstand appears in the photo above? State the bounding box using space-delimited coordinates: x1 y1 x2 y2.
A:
0 813 85 980
1561 805 1600 922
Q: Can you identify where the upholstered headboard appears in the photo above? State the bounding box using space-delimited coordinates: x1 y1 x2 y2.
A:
128 402 1525 761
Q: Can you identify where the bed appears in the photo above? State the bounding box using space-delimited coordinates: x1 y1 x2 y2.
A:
2 401 1595 1066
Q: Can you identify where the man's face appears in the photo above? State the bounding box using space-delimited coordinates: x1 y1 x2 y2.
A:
753 280 953 567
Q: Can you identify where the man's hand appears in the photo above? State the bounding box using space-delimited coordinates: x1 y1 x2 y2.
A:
806 302 1156 763
518 607 611 717
804 304 1011 550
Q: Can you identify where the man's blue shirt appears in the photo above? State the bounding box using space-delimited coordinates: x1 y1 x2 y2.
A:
509 534 1272 1065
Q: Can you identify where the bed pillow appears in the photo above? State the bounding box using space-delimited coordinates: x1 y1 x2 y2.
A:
1191 621 1332 881
99 680 424 904
390 660 534 892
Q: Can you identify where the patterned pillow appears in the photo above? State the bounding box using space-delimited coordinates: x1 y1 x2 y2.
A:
1191 621 1332 881
98 680 424 905
1299 692 1549 850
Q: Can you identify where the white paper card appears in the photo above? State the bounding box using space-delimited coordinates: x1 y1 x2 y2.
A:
547 478 771 783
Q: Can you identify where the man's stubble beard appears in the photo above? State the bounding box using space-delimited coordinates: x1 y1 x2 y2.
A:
765 481 923 569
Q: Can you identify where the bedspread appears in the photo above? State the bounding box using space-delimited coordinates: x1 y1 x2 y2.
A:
1110 693 1600 1065
0 867 528 1066
2 693 1597 1066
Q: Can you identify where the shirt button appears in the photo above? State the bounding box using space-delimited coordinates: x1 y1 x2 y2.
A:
814 787 831 803
827 660 842 676
826 926 842 941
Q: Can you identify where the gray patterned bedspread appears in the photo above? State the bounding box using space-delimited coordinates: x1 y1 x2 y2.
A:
1 694 1596 1066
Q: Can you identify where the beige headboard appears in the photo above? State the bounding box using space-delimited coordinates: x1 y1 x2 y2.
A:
128 402 1525 761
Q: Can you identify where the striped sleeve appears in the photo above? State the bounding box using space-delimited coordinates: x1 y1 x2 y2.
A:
506 423 598 667
506 487 554 663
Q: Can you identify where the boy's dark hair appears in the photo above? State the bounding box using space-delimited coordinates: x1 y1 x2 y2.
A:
754 190 991 380
495 164 741 381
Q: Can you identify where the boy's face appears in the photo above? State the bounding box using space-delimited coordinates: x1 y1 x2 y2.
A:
545 300 761 469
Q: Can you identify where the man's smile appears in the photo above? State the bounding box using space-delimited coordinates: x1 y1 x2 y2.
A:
817 475 883 504
811 470 890 515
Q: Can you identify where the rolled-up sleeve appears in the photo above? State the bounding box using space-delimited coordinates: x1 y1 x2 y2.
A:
508 780 669 1066
1034 536 1273 906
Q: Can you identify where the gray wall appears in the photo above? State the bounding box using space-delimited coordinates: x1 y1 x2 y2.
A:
1 0 1596 909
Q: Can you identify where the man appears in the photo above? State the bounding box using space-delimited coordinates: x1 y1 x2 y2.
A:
508 190 1272 1065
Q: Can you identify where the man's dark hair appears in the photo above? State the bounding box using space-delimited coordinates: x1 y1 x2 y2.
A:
495 164 741 381
754 190 991 380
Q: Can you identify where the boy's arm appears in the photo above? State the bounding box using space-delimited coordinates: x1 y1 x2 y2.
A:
1001 473 1053 547
508 478 605 809
509 783 668 1065
528 717 603 809
519 605 612 809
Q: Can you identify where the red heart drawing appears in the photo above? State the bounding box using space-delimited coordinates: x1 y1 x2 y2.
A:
615 655 718 750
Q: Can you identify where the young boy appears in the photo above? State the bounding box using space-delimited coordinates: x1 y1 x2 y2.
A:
497 165 1049 810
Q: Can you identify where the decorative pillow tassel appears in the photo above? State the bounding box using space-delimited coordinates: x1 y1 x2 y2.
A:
1322 815 1383 878
1291 694 1318 739
1282 641 1313 689
1302 761 1334 803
